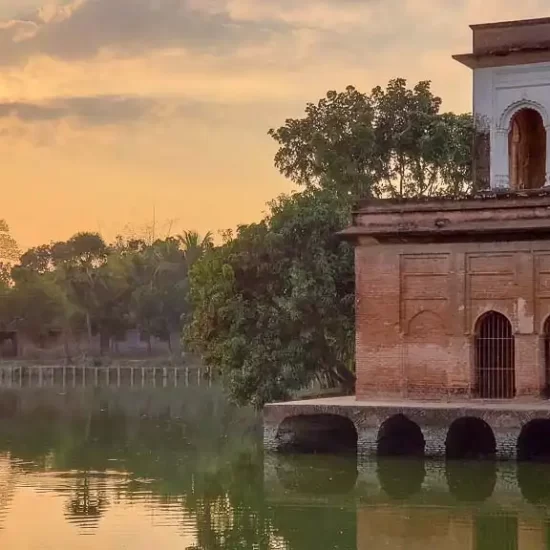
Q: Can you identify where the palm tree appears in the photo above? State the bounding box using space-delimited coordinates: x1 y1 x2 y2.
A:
178 231 214 269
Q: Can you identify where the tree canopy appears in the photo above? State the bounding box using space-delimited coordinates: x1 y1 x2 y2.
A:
269 79 473 199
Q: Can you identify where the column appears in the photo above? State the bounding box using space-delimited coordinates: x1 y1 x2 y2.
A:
424 427 448 458
494 428 520 460
357 427 379 456
545 125 550 186
491 128 510 189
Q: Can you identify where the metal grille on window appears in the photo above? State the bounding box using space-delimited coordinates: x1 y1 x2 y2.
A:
474 312 515 399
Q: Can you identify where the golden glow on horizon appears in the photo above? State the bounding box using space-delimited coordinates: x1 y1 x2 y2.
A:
0 0 548 249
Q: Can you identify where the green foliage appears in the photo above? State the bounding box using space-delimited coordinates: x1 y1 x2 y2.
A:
185 189 355 408
3 229 212 355
0 219 20 263
269 79 474 199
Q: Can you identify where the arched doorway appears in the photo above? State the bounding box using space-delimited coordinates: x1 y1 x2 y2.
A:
508 107 546 190
474 312 515 399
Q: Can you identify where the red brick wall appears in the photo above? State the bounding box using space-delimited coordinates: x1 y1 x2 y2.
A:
355 239 550 400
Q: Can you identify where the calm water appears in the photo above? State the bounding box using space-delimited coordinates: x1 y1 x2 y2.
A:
1 387 550 549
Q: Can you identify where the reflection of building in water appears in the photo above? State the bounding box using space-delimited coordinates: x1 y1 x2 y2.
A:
264 453 550 550
265 17 550 461
357 508 550 550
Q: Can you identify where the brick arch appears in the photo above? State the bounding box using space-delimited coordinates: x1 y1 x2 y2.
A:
406 310 446 340
274 413 358 454
472 309 513 334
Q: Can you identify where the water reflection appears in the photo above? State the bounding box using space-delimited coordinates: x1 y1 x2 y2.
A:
377 458 426 500
446 460 497 503
275 454 358 495
64 474 109 532
2 387 550 549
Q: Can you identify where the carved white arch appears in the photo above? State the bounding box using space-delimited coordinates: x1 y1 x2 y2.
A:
498 100 550 131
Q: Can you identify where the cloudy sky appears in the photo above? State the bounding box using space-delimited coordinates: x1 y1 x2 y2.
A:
0 0 548 249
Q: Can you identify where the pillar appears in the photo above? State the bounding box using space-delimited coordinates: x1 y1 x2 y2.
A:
357 427 378 456
494 428 520 460
545 124 550 186
424 427 448 458
491 128 510 189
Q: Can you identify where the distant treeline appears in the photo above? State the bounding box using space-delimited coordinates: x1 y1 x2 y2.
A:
0 229 213 355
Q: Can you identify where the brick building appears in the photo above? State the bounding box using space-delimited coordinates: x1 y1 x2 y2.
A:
264 17 550 460
348 16 550 401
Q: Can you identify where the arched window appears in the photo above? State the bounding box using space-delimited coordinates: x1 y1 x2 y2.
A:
508 108 546 190
474 312 515 399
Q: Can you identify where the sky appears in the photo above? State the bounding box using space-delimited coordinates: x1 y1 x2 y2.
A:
0 0 549 250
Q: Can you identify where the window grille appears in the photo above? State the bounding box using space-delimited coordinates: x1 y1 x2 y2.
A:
474 312 515 399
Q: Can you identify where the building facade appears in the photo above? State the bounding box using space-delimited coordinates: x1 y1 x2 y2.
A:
263 17 550 460
454 17 550 190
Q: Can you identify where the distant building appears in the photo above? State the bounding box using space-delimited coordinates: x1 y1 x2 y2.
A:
0 327 180 360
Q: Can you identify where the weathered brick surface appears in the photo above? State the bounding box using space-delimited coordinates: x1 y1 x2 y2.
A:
263 399 550 459
351 194 550 402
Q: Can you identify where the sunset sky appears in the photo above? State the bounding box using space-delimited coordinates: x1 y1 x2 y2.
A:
0 0 549 250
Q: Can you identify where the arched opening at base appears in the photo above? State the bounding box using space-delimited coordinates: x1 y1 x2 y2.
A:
377 415 425 457
445 417 496 460
517 419 550 462
275 414 357 454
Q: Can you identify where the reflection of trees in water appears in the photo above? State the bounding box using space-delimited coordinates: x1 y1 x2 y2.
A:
275 453 358 495
0 456 15 531
0 386 272 547
64 474 109 532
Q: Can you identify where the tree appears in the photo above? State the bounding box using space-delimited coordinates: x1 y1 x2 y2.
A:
370 78 473 197
268 86 378 198
0 219 20 264
9 268 72 347
185 189 355 407
269 79 474 199
51 233 110 349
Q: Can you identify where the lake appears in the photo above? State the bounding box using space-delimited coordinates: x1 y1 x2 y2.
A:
0 385 549 549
